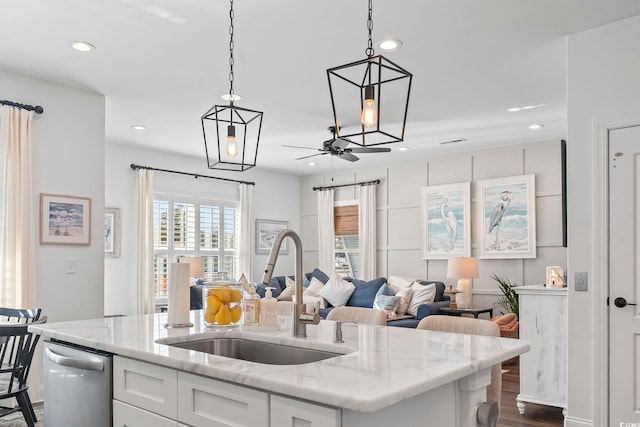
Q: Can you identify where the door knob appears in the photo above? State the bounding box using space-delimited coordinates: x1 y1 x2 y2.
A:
614 297 637 308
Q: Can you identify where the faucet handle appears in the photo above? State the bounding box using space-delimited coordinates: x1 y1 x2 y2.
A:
299 301 321 325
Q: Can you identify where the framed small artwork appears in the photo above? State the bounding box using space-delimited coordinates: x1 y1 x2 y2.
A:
104 207 121 258
422 182 471 259
477 174 536 259
256 219 288 254
40 193 91 245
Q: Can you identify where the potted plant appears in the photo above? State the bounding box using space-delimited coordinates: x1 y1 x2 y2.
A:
491 273 519 318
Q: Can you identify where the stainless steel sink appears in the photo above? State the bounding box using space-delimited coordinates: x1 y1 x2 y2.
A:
167 338 345 365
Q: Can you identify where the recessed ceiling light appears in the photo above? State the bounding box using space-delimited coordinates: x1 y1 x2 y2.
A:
71 41 95 52
507 107 522 112
308 162 317 166
398 147 409 152
528 124 544 130
221 93 242 102
521 105 536 110
131 125 146 131
378 39 402 51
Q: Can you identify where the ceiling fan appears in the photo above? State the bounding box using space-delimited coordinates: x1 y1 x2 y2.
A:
283 126 391 162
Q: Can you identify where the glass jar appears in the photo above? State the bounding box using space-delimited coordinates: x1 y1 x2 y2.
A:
203 274 242 328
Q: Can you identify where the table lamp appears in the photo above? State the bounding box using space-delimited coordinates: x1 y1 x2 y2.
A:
177 256 204 285
446 257 479 309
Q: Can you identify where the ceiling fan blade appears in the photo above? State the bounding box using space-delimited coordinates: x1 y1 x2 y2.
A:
295 152 328 161
349 147 392 153
331 137 351 150
338 152 359 162
282 145 320 151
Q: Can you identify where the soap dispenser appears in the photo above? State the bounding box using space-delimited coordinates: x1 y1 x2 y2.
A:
261 286 278 328
242 282 261 327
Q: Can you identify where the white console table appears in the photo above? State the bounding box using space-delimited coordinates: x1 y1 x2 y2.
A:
514 285 567 418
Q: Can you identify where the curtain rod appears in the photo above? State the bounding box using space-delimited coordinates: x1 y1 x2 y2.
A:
130 163 255 186
0 99 44 114
313 179 380 191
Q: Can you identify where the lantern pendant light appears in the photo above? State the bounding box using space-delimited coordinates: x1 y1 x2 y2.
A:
327 0 412 147
202 0 263 172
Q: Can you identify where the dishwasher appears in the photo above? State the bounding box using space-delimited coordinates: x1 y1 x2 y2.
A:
43 340 113 427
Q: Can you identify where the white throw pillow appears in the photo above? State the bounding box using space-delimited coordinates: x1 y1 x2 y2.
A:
387 275 414 293
394 287 413 315
292 294 326 309
304 277 325 297
407 282 436 317
277 277 296 301
318 273 355 307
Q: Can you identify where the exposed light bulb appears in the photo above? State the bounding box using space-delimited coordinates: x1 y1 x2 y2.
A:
361 85 377 128
226 125 238 157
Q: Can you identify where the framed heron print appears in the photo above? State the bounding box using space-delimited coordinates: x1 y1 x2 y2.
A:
423 182 471 259
477 174 536 259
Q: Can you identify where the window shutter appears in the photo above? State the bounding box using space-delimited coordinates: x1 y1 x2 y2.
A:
334 205 358 236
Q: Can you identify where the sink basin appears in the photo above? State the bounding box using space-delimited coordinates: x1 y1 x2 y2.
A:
167 337 345 365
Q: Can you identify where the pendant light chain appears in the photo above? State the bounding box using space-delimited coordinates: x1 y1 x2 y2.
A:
365 0 374 58
228 0 235 100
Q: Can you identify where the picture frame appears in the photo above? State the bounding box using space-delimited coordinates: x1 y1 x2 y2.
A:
256 219 288 254
40 193 91 245
477 174 536 259
422 182 471 259
104 207 121 258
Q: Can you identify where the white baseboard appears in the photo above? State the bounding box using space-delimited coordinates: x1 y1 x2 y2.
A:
565 415 593 427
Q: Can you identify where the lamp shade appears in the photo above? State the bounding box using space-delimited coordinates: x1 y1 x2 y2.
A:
177 256 204 278
447 257 479 279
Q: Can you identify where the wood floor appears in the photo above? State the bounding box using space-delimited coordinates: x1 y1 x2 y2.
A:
499 363 565 427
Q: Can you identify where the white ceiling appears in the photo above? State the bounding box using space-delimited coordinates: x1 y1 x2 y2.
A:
2 1 640 176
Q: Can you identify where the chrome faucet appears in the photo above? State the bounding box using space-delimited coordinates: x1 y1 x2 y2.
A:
333 321 357 343
261 229 320 338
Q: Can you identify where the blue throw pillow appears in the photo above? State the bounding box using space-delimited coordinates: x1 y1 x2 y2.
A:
375 283 395 297
311 268 330 284
345 277 386 308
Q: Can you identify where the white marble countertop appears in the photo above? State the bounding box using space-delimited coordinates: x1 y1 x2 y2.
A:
30 312 529 413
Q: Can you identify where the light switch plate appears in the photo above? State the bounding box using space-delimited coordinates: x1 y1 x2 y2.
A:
575 272 587 292
66 258 77 274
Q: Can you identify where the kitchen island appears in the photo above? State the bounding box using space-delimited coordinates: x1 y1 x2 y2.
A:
30 311 528 427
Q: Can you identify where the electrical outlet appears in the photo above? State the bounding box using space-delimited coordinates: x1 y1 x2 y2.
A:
66 259 77 274
575 272 587 292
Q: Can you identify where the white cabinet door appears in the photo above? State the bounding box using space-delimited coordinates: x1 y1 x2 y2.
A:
177 371 269 427
113 356 178 420
271 395 340 427
113 400 178 427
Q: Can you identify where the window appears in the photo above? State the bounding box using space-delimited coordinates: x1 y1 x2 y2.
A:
153 195 239 298
334 204 360 278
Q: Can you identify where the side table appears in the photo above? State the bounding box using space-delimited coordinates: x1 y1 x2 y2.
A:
438 306 494 319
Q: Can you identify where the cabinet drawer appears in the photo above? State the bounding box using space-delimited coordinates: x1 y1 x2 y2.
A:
113 400 178 427
113 356 178 419
271 395 341 427
177 371 269 427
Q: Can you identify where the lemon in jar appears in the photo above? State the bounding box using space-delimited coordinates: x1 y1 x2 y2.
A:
230 305 242 323
215 303 232 325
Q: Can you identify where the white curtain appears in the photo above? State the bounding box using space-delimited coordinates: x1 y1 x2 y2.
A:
359 184 377 280
0 106 36 308
317 189 335 275
136 169 155 315
239 183 253 282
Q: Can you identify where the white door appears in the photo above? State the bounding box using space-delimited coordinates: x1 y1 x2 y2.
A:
609 125 640 425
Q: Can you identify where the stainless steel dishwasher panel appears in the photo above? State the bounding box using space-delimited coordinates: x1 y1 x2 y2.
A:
44 340 112 427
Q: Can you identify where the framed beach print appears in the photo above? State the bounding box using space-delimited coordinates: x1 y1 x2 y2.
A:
104 207 121 258
423 182 471 259
40 193 91 245
256 219 288 254
477 174 536 259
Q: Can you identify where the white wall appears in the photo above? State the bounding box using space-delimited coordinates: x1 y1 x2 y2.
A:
566 14 640 426
104 143 300 315
300 139 567 310
0 68 105 402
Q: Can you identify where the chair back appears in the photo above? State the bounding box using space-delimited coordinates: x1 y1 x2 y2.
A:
0 317 47 397
326 306 387 326
417 315 502 407
0 307 42 324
